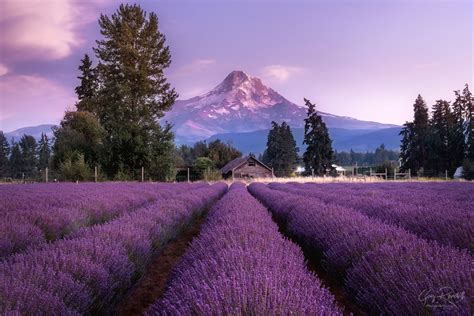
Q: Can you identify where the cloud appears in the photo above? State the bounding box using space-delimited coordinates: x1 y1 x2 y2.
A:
172 59 216 77
0 64 8 77
0 0 107 61
0 75 76 131
261 65 306 83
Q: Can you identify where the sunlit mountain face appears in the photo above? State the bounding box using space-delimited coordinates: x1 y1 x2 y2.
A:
163 71 398 143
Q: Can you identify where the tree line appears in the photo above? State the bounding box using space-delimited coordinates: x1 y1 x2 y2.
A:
334 144 399 167
0 133 51 180
400 85 473 179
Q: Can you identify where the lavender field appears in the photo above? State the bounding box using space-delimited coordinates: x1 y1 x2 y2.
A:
1 181 473 315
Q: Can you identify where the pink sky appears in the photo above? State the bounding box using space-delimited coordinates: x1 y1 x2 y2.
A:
0 0 472 132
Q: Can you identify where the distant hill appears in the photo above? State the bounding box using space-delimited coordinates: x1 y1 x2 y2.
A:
208 127 402 154
4 124 56 142
164 70 399 144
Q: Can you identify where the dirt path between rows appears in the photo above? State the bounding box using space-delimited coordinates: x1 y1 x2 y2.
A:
115 211 208 315
269 214 364 316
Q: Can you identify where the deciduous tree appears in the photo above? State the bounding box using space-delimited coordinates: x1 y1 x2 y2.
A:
53 111 104 169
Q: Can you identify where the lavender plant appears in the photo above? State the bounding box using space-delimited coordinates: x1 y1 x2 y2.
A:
148 183 343 315
0 183 226 314
0 182 208 257
249 182 473 315
270 182 473 252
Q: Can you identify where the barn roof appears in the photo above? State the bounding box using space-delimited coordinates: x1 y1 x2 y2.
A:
219 156 272 174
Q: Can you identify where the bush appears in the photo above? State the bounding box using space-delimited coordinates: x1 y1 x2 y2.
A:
59 154 92 181
193 157 218 180
202 168 222 181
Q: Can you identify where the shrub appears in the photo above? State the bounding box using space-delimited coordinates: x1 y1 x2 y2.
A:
59 154 92 181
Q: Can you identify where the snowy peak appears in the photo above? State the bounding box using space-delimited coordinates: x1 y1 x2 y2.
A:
199 70 286 110
164 70 399 143
217 70 251 91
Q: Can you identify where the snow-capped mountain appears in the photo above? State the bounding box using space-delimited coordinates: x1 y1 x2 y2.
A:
164 70 398 143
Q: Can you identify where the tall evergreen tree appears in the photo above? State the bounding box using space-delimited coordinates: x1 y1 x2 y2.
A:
37 133 51 170
262 122 279 170
9 140 22 178
412 95 430 172
302 98 333 175
19 135 38 178
463 84 474 160
262 121 299 177
93 4 178 177
0 132 10 177
451 90 466 168
399 122 414 171
427 100 454 174
75 54 98 112
399 95 429 174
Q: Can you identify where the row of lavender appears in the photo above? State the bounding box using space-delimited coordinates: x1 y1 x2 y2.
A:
306 182 474 213
148 183 343 315
0 183 207 258
307 182 474 205
0 183 227 315
270 182 473 252
249 183 473 315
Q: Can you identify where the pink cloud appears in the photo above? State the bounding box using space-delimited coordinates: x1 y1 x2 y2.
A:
0 75 76 131
0 0 108 61
261 65 306 83
0 64 8 77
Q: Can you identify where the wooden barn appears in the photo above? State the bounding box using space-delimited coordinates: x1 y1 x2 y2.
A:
220 156 273 179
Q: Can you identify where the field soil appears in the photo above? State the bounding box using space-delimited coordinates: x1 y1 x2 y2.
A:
269 213 364 316
115 211 208 315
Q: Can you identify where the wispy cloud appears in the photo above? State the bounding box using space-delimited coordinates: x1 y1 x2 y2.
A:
0 0 107 62
172 58 216 77
0 1 80 60
261 65 306 83
0 64 8 77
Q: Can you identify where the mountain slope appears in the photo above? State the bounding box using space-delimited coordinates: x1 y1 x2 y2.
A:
4 124 56 142
207 127 402 154
164 70 398 143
